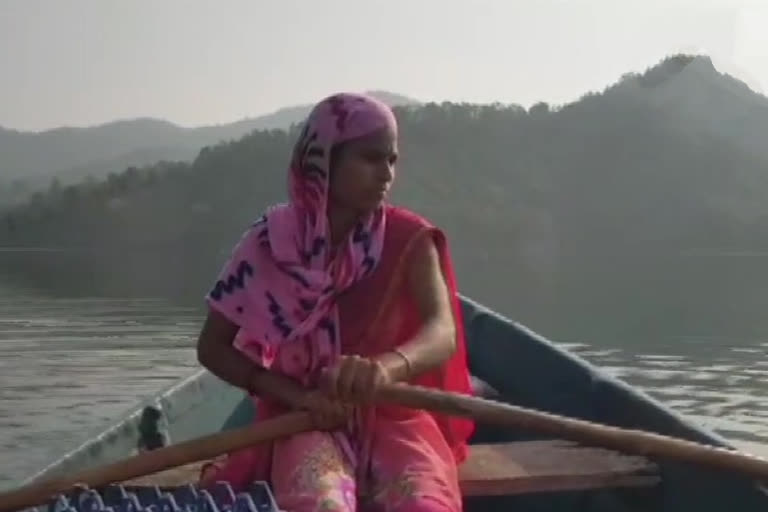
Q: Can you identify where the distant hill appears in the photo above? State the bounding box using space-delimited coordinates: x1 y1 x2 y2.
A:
0 91 418 205
606 55 768 162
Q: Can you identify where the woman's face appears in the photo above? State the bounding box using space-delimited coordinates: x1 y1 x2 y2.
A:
328 127 398 214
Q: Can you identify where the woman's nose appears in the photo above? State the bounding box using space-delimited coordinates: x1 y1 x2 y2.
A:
379 162 394 183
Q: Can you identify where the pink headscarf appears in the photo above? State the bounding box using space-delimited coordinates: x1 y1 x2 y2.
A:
206 93 398 383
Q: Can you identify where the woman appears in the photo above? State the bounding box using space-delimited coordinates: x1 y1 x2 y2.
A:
196 93 474 512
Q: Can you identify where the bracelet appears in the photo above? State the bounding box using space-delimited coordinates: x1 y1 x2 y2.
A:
392 348 413 379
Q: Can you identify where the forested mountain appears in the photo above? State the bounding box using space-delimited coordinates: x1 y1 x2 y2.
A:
0 91 416 205
2 55 768 322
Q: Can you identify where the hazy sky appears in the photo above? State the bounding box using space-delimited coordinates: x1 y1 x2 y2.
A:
1 0 766 131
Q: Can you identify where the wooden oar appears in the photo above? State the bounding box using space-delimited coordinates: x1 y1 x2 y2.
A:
377 383 768 480
0 412 313 512
2 383 767 512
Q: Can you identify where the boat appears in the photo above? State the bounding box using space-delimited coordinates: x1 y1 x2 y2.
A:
15 295 768 511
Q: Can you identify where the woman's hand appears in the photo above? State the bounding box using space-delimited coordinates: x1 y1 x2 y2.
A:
247 370 350 431
295 390 351 431
321 355 392 403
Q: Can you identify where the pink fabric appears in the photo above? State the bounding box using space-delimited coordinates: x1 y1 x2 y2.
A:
206 93 396 384
268 411 461 512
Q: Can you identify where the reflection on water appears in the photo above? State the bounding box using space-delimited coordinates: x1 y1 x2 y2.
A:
1 249 767 490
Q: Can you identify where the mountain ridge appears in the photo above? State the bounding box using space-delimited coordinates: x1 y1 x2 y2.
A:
0 91 420 134
0 91 419 204
2 54 767 209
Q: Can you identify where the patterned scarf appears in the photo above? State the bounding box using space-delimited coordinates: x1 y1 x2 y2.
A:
207 92 398 382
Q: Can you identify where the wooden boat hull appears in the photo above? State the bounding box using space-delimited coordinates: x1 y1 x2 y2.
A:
19 296 768 511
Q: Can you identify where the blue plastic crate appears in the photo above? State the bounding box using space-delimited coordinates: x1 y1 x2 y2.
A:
32 481 279 512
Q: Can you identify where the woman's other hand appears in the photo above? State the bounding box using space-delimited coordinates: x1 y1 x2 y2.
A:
321 355 392 403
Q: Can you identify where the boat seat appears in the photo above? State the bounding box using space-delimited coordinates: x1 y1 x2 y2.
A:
126 440 660 498
459 440 660 496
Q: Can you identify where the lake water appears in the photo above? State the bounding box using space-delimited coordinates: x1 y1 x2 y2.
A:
0 283 201 490
1 249 767 489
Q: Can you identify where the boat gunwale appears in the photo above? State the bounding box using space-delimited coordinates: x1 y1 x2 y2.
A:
19 368 208 487
458 295 740 452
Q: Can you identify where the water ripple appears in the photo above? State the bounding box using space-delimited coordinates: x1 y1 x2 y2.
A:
566 342 768 457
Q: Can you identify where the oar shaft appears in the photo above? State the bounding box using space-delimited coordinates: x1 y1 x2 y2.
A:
378 383 768 480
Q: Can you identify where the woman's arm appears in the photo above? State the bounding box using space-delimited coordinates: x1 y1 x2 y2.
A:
375 232 457 381
319 232 459 403
196 309 308 408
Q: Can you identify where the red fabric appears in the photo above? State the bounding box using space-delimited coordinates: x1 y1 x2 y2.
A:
341 205 474 463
